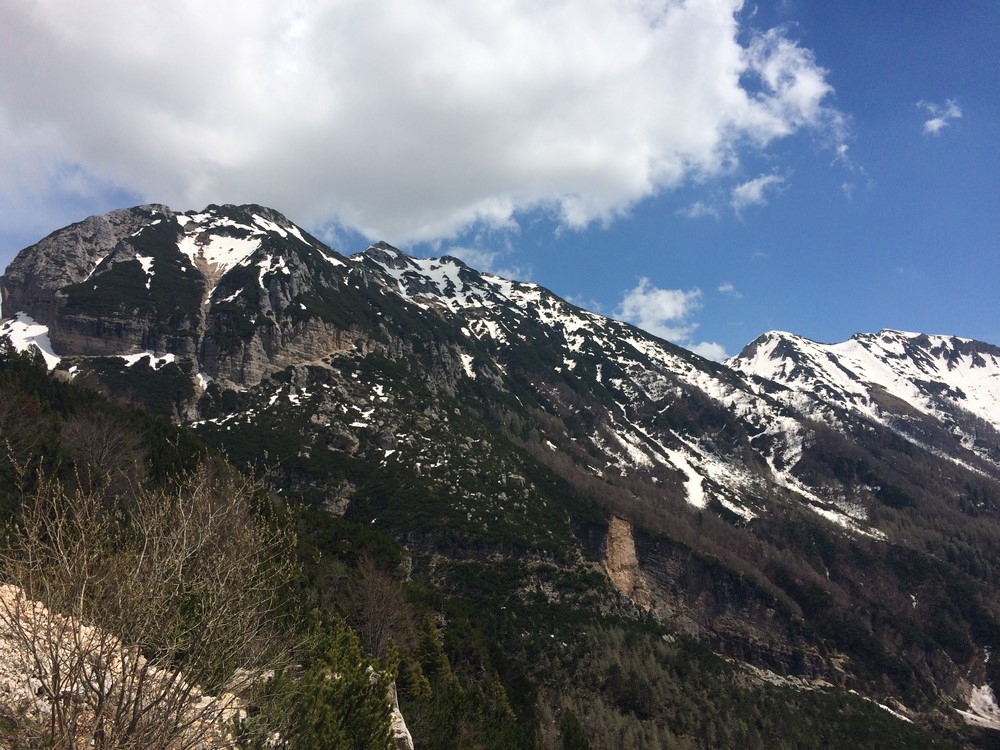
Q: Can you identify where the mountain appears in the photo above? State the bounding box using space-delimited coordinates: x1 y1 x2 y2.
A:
3 203 1000 747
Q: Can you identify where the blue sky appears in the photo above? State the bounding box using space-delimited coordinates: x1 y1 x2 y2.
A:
1 1 997 359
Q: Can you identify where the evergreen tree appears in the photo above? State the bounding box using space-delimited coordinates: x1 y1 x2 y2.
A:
269 614 393 750
559 709 592 750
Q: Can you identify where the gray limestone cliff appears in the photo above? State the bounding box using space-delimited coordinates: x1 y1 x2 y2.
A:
0 204 379 394
1 205 168 325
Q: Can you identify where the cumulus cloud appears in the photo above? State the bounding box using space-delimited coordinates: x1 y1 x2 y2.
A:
731 173 785 213
443 246 504 274
443 244 527 281
918 99 962 136
0 1 842 245
618 278 701 341
616 277 726 360
690 341 728 360
717 281 741 297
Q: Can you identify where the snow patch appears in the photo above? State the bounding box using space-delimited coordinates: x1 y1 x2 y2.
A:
119 351 176 370
0 313 61 369
178 230 259 274
251 213 290 238
257 255 289 288
460 352 476 379
607 426 654 469
136 255 154 289
665 447 707 509
316 248 345 267
959 684 1000 730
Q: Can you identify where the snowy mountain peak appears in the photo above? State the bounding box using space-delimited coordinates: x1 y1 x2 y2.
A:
4 204 999 534
730 329 1000 466
174 204 321 277
355 243 526 314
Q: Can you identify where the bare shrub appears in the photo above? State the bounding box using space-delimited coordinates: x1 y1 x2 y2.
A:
59 410 148 499
347 555 416 659
0 460 296 749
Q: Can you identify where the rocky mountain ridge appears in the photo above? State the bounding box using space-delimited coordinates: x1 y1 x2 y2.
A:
731 329 1000 471
4 203 1000 744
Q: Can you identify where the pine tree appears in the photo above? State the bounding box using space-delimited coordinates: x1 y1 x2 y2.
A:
276 614 393 750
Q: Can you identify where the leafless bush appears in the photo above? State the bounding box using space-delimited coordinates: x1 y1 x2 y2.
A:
59 410 148 499
0 460 296 749
347 555 416 658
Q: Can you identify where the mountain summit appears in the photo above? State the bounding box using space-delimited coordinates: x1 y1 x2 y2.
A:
3 203 1000 743
730 329 1000 472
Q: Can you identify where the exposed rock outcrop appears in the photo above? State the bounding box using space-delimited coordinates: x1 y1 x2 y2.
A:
0 203 375 392
389 682 415 750
603 515 652 611
0 583 243 747
0 205 168 325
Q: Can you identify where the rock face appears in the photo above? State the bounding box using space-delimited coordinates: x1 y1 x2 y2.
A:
388 682 415 750
1 206 165 325
0 584 243 747
603 516 651 610
0 204 396 410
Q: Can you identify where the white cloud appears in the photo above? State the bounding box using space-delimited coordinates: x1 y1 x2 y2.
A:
443 246 503 274
618 278 701 340
0 1 843 246
918 99 962 136
690 341 728 361
682 169 797 219
616 277 726 359
442 244 527 280
832 141 868 199
744 28 834 137
731 174 785 213
677 201 721 220
717 281 741 297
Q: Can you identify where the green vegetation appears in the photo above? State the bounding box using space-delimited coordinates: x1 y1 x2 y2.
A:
0 332 986 749
0 348 392 748
81 356 195 419
242 614 395 750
